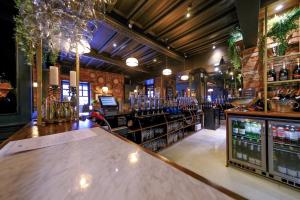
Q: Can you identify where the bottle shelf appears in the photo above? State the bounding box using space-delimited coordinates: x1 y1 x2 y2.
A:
267 79 300 86
267 52 300 62
233 134 262 145
141 133 168 145
273 142 300 154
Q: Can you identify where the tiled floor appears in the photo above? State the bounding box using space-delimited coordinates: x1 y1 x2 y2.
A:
160 124 300 200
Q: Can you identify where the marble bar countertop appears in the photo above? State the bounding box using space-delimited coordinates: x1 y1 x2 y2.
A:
0 128 237 200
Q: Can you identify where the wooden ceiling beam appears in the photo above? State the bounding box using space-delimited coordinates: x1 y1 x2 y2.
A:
169 8 236 45
97 32 118 53
177 24 236 51
97 13 184 61
143 0 186 31
186 37 229 55
110 38 132 57
156 0 219 38
85 49 150 74
127 0 148 20
121 44 145 58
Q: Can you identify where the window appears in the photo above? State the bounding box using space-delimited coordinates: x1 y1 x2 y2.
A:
61 80 90 106
145 79 154 97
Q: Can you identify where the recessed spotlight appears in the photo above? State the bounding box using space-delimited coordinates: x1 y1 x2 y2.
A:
229 72 234 75
212 45 216 49
167 46 170 49
275 4 283 11
153 58 157 62
113 43 117 47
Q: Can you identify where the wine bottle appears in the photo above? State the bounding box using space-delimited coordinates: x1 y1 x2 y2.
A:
267 63 276 81
293 58 300 79
279 62 289 81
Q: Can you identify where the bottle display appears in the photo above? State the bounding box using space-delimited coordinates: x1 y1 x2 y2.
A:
231 118 263 167
293 58 300 80
269 121 300 180
268 63 277 82
279 62 289 81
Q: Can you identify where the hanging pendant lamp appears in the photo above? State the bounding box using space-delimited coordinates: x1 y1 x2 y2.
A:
180 57 189 80
126 57 138 67
162 56 172 76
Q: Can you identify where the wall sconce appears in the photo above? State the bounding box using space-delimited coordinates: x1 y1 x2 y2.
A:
102 86 109 94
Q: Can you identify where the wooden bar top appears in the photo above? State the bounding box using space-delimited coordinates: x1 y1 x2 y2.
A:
0 119 98 149
225 109 300 119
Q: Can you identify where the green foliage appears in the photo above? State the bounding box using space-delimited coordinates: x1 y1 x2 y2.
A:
258 34 266 65
267 8 300 56
14 0 59 66
228 28 243 70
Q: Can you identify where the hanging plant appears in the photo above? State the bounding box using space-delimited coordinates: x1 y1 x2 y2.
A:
227 27 243 70
14 0 36 65
258 33 266 66
267 8 300 56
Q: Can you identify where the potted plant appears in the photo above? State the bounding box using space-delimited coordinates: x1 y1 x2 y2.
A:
267 8 300 56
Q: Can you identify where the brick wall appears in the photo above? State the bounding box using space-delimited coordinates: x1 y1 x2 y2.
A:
33 66 124 109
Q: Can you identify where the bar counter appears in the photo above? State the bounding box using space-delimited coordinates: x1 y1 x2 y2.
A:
0 126 245 200
225 110 300 119
0 119 98 149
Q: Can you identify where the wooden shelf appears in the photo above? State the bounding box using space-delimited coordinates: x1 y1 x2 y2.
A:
267 79 300 86
267 52 300 62
141 133 167 145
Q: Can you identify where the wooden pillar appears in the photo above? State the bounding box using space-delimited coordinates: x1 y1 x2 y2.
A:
263 6 268 112
76 46 80 119
36 39 43 125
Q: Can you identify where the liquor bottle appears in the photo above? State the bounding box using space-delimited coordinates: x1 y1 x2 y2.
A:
245 120 252 138
284 125 291 144
271 125 278 142
277 126 285 143
232 120 239 135
293 58 300 79
255 144 261 166
290 125 298 145
232 139 237 159
248 143 255 164
268 63 277 81
287 153 298 177
242 141 248 161
279 62 289 81
277 150 287 174
236 140 243 160
238 120 246 135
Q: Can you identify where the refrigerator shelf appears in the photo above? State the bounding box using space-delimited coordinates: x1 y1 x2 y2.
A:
233 134 261 144
273 146 300 154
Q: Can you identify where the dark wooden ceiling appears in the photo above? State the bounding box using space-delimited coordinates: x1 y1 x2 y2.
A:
59 0 239 80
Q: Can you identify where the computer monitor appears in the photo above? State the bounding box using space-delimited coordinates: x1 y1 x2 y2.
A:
99 96 118 107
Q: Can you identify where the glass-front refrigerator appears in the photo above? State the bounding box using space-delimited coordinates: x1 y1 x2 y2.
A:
268 120 300 187
228 117 267 172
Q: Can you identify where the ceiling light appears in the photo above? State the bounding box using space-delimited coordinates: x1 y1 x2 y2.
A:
208 88 213 92
126 57 138 67
33 82 38 88
181 75 189 81
275 4 283 11
113 43 117 47
238 88 242 91
186 6 191 18
229 71 234 75
212 45 216 49
214 63 219 66
162 68 172 76
153 58 157 62
214 67 219 72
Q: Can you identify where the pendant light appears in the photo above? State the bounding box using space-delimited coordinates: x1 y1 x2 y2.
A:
162 56 172 76
126 57 138 67
126 23 139 67
181 56 189 81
